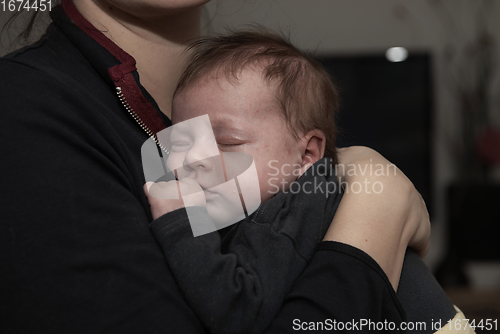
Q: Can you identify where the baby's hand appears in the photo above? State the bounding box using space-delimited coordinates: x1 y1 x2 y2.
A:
144 178 206 220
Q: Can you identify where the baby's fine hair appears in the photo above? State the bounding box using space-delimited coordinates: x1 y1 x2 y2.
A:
175 28 340 165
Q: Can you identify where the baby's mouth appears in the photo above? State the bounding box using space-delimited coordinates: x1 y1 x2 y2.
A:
201 187 218 201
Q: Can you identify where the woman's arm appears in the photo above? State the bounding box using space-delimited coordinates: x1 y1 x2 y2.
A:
323 146 431 290
266 147 429 332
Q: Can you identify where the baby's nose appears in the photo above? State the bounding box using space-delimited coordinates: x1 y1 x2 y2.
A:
183 147 214 173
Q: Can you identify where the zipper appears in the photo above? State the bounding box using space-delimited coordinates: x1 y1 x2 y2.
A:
116 86 169 154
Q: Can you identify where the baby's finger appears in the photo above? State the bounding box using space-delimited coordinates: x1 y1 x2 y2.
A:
148 181 182 199
178 178 203 194
143 182 155 197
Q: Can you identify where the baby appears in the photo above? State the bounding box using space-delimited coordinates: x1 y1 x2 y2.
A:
145 30 342 333
147 29 339 230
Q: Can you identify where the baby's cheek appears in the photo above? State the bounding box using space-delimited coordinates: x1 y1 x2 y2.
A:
263 164 300 198
257 168 282 201
166 153 184 172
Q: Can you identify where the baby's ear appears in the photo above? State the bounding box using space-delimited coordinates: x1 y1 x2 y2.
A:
298 129 326 176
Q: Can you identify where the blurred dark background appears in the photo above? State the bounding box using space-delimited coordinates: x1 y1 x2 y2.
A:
318 54 433 215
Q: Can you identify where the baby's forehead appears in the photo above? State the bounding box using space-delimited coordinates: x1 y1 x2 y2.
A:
183 65 277 95
172 66 291 133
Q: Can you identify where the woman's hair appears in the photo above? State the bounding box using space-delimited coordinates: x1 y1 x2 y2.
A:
175 28 340 164
1 0 60 53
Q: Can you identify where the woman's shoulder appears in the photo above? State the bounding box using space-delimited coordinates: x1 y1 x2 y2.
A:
0 27 136 157
1 27 117 122
1 23 106 103
2 24 63 73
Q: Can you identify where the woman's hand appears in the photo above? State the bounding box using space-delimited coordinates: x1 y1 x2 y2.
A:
323 146 430 290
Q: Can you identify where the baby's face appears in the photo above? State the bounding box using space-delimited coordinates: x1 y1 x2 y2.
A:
169 68 302 222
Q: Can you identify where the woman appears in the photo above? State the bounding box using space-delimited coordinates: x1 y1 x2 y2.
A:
0 0 456 333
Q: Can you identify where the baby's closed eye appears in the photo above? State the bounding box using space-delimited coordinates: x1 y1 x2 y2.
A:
216 135 248 150
171 140 192 151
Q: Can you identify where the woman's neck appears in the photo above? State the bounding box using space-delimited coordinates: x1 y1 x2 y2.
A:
72 0 203 118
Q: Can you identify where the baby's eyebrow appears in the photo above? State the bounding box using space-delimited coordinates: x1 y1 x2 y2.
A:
170 122 188 133
210 114 241 127
169 127 186 138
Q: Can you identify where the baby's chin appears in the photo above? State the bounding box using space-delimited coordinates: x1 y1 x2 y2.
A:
206 200 246 230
